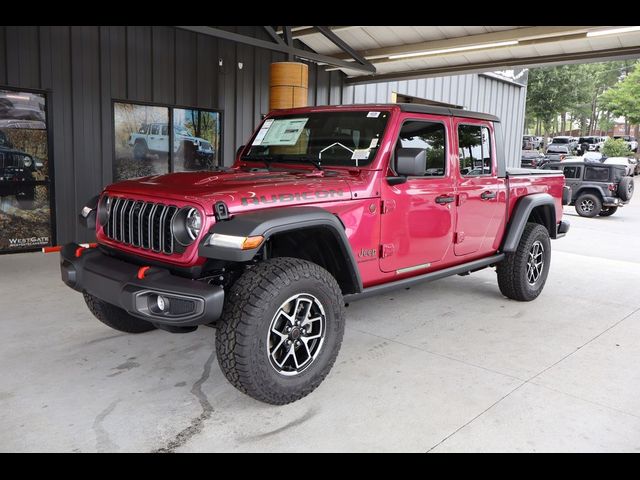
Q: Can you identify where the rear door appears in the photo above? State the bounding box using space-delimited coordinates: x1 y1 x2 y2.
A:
453 120 505 257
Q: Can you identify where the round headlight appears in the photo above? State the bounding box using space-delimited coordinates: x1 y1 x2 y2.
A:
22 156 33 168
185 208 202 240
171 207 202 246
98 195 111 226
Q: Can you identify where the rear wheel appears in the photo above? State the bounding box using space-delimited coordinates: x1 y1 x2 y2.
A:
599 207 618 217
215 257 345 405
575 193 602 217
497 223 551 302
83 292 157 333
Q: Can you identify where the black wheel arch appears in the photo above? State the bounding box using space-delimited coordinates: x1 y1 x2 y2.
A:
199 206 363 295
501 193 556 253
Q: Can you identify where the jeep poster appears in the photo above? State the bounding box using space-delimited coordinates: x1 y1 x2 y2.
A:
0 89 53 253
172 108 220 172
114 102 170 181
114 102 221 182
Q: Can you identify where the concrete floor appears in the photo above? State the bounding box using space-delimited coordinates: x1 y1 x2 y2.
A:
1 199 640 452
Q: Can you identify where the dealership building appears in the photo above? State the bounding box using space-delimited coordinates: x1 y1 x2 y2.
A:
0 26 530 252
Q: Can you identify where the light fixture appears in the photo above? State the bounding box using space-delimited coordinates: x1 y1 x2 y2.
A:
388 40 519 60
587 26 640 37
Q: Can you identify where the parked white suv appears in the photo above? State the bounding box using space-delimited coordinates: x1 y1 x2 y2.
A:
128 123 214 161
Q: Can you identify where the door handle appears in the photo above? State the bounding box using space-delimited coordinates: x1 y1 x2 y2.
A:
480 191 496 200
435 195 455 205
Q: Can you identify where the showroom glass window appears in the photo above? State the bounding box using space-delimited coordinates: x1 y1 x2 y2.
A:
113 102 222 182
172 109 221 173
0 88 54 253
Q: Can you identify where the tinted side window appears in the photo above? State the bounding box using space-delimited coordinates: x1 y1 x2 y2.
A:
584 166 609 181
397 121 446 177
563 166 580 178
458 124 492 176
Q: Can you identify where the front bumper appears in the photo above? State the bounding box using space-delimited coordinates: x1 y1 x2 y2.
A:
60 243 224 327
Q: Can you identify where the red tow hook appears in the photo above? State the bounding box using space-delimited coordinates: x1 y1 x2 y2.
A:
137 266 151 280
74 243 99 258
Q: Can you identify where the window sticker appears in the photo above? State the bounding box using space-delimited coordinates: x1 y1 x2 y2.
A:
369 138 379 148
251 119 274 146
367 111 381 118
351 148 371 161
256 118 309 146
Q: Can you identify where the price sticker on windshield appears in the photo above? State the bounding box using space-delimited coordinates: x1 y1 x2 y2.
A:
367 111 381 118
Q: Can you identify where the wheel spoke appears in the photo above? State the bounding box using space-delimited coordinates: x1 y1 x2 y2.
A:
267 293 326 376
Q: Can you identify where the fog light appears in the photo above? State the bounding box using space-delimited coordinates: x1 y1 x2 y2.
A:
157 295 169 312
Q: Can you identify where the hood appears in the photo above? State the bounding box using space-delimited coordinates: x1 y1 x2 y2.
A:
106 168 357 213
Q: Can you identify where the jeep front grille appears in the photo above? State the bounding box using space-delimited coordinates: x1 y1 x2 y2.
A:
105 198 179 255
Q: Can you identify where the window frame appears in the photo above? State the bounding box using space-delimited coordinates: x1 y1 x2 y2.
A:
392 117 449 179
457 122 494 178
111 98 223 182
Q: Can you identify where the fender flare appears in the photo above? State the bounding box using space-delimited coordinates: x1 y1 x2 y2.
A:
501 193 557 253
199 206 363 293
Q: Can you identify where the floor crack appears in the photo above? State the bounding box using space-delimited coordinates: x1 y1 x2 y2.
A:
152 350 216 453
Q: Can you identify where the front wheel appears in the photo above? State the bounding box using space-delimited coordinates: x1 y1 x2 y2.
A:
497 223 551 301
215 257 345 405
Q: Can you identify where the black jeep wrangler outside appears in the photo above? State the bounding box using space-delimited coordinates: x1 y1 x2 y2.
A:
547 161 634 217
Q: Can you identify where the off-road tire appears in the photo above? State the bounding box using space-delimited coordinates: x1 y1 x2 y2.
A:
618 176 634 201
215 257 345 405
83 292 157 333
599 207 618 217
133 141 148 160
575 193 602 217
497 223 551 302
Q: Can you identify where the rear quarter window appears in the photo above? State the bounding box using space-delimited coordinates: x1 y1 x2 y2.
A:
584 166 610 182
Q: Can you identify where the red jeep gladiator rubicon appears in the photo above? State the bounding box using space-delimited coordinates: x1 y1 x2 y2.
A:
61 104 570 404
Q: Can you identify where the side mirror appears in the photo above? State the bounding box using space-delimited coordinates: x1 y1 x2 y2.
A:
396 148 427 177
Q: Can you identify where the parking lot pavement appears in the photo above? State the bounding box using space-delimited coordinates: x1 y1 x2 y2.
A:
1 199 640 452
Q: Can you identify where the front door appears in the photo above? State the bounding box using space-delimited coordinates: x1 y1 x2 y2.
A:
453 120 504 256
380 116 456 273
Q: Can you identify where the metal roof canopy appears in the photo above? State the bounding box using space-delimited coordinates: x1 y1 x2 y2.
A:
180 26 640 84
289 26 640 83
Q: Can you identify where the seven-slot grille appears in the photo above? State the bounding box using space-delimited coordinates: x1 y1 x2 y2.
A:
105 198 179 255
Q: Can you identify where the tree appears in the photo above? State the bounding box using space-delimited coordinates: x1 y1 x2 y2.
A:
526 66 580 146
600 64 640 129
601 138 634 158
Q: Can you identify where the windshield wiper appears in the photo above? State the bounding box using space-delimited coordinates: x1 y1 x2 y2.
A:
241 154 273 171
272 154 324 171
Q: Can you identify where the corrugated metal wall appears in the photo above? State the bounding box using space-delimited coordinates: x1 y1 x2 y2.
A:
341 73 527 168
0 26 346 244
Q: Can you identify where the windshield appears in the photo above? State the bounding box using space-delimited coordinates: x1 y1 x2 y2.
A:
552 138 569 144
243 110 390 167
579 137 595 144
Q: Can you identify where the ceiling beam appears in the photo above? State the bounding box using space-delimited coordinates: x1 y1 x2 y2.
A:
177 26 376 73
314 26 375 71
276 25 358 39
343 45 640 84
332 26 598 63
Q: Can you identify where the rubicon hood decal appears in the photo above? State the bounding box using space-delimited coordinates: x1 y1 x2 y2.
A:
241 189 347 206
